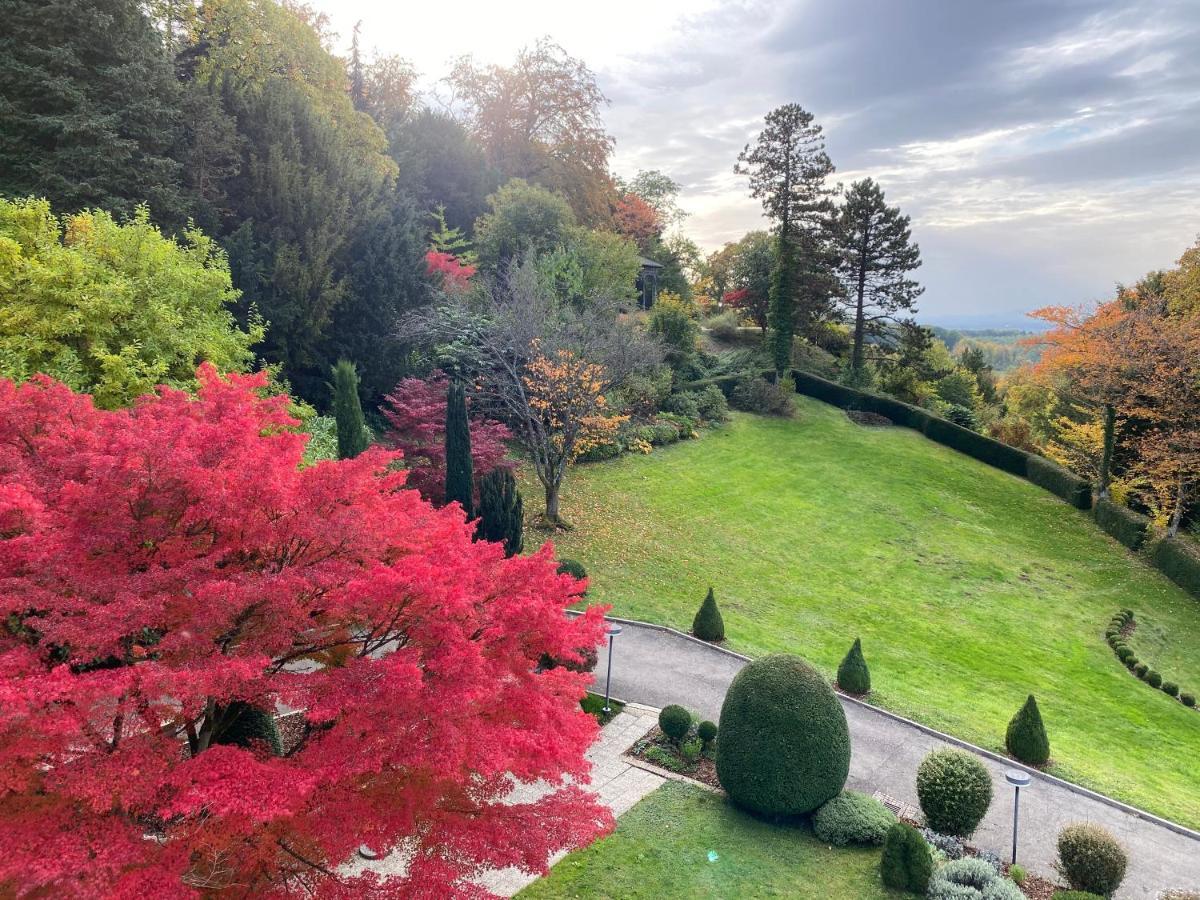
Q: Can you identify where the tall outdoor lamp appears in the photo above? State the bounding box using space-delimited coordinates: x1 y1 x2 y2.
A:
602 623 623 714
1005 769 1032 865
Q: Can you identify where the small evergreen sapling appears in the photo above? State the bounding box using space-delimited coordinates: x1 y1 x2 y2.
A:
1005 694 1050 766
837 637 871 694
330 359 369 460
880 821 932 893
444 379 474 519
478 467 523 557
692 587 725 642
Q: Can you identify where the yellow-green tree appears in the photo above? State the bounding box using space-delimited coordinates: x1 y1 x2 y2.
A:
0 198 261 408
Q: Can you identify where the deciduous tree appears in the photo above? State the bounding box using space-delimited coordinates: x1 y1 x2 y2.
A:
0 365 611 897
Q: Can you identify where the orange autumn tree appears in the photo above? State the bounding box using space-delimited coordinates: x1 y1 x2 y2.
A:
1027 299 1145 497
523 346 625 524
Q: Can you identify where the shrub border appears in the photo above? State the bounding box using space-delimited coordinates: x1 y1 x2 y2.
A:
1106 609 1196 711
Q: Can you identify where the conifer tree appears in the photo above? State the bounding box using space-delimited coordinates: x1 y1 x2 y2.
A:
833 178 924 372
478 467 523 556
692 587 725 642
837 637 871 694
445 379 475 518
1005 694 1050 766
331 359 369 460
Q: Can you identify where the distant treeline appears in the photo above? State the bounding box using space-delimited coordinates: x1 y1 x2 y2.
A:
930 327 1042 373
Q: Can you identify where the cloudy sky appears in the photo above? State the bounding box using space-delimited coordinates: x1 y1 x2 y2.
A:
309 0 1200 326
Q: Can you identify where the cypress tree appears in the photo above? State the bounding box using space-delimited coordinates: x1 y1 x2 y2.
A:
478 468 523 556
444 379 474 518
330 359 369 460
837 637 871 694
692 587 725 642
1005 694 1050 766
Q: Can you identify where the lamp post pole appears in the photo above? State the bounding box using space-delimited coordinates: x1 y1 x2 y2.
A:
1005 770 1031 865
602 623 622 715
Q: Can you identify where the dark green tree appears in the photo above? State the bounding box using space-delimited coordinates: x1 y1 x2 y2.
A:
444 379 475 518
331 359 369 460
880 822 933 892
0 0 188 226
1005 694 1050 766
833 179 923 372
212 701 284 757
692 587 725 642
477 467 523 556
736 103 837 372
836 637 871 694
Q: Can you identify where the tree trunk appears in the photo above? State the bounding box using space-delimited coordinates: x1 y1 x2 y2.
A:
851 229 869 372
1098 403 1116 498
1168 475 1186 537
544 481 561 524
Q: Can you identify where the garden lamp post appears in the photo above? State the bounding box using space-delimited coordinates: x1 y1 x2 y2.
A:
602 623 622 715
1005 769 1031 865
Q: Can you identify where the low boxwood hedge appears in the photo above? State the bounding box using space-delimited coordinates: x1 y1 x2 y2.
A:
1151 535 1200 596
1092 499 1150 550
1026 454 1092 510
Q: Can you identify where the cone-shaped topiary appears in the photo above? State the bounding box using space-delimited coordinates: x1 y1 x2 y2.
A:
1005 694 1050 766
444 379 474 519
715 654 850 817
477 467 523 557
213 702 283 756
330 359 369 460
836 637 871 694
880 821 933 893
692 587 725 642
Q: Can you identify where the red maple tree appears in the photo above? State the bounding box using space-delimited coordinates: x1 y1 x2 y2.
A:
381 371 512 506
0 365 610 898
610 193 661 252
425 249 477 294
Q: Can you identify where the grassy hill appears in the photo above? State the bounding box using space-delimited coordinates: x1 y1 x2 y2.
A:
528 399 1200 827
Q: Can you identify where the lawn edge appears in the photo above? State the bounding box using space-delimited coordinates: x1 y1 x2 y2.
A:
575 610 1200 843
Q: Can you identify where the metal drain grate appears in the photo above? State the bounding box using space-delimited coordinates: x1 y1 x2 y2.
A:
873 791 920 823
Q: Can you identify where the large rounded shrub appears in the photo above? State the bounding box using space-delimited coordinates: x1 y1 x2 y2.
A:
916 749 993 837
715 654 850 816
880 822 932 893
812 790 895 846
1057 823 1127 897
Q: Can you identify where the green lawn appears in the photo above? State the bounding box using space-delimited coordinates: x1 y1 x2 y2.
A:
530 401 1200 827
518 781 900 899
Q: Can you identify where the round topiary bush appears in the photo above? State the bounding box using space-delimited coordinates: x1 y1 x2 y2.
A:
1057 823 1127 897
836 637 871 694
927 857 1024 900
697 720 718 748
1005 694 1050 766
1163 681 1179 697
812 790 895 846
916 749 993 837
715 654 850 817
1126 656 1139 670
880 822 933 893
1116 647 1133 662
1135 662 1149 678
1147 670 1163 688
658 704 692 744
556 558 587 581
692 587 725 642
1182 693 1196 707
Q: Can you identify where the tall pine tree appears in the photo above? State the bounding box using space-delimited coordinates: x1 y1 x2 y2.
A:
736 104 836 372
331 359 369 460
833 179 923 372
444 379 474 518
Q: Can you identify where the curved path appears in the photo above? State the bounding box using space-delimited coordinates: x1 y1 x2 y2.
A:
593 616 1200 900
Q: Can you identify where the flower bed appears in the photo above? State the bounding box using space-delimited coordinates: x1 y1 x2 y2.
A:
627 725 720 789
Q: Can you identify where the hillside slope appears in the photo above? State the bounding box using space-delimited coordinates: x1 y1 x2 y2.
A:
531 400 1200 827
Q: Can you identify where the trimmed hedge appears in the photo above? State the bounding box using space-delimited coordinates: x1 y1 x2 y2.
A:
1092 499 1149 551
922 416 1029 476
1151 536 1200 596
715 654 850 817
1005 694 1050 766
1026 454 1092 510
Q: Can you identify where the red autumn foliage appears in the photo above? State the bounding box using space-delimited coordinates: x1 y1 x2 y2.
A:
425 249 477 294
0 365 610 898
611 193 661 252
381 371 512 506
723 288 750 308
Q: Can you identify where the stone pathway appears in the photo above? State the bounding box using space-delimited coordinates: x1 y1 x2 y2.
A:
593 617 1200 900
